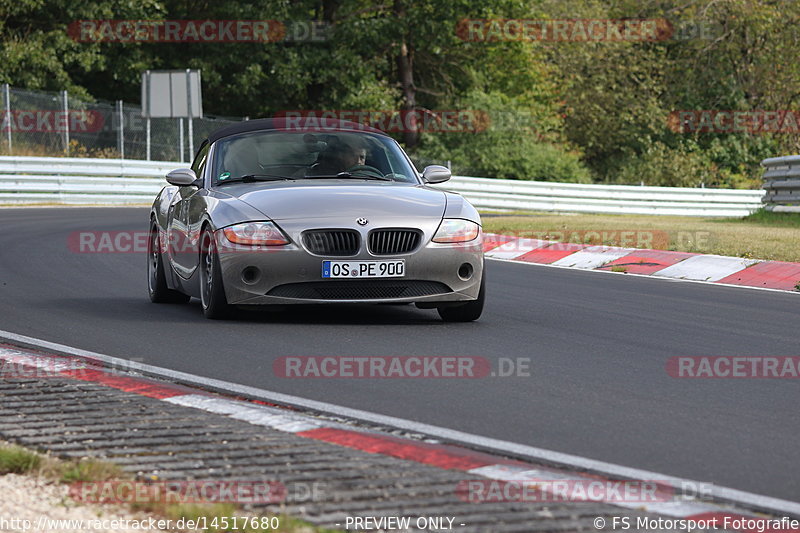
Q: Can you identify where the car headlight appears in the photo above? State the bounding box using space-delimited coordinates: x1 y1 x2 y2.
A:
432 219 480 243
222 221 289 246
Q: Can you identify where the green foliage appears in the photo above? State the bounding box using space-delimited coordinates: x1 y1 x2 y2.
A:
59 458 123 482
418 132 591 182
413 89 590 181
740 209 800 228
0 444 41 474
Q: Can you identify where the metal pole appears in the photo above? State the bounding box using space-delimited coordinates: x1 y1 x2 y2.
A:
188 118 193 160
189 117 194 161
144 70 151 161
2 84 11 154
178 118 184 162
62 90 70 156
186 69 194 159
117 100 124 159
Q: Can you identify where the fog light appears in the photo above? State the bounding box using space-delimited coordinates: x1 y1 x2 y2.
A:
242 266 261 284
458 263 474 281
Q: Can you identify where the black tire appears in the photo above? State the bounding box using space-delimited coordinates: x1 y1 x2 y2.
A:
148 223 190 304
199 228 230 319
437 273 485 322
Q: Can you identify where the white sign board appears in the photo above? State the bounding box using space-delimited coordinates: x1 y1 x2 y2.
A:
141 70 202 118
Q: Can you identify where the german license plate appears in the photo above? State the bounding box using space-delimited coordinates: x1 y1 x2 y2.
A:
322 260 405 278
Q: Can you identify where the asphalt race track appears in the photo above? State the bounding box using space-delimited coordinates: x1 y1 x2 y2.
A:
1 207 798 501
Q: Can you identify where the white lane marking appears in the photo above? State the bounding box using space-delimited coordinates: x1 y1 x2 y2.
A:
0 328 798 518
0 347 83 373
165 394 323 433
486 256 800 296
551 246 636 269
485 238 552 259
653 255 761 282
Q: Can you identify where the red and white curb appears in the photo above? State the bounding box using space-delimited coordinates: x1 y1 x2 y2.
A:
1 333 799 529
484 233 800 291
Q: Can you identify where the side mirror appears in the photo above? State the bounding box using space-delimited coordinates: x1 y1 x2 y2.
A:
421 165 451 184
166 168 198 187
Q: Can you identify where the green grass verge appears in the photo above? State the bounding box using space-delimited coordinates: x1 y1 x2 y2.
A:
0 444 42 474
738 209 800 228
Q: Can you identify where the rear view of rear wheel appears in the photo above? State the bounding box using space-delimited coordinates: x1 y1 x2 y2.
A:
148 223 190 304
438 273 485 322
200 228 231 319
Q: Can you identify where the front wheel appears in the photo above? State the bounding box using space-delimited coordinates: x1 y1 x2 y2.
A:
147 223 190 304
200 228 230 319
437 274 485 322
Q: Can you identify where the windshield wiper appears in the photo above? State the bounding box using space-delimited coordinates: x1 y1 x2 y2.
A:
217 174 295 184
305 172 393 181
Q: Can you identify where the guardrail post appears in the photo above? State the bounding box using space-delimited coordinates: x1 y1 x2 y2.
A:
146 117 151 161
186 69 194 160
62 90 70 156
188 118 194 160
2 84 10 155
178 118 184 163
116 100 124 160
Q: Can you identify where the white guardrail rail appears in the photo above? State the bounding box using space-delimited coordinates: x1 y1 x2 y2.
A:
0 155 766 216
761 155 800 213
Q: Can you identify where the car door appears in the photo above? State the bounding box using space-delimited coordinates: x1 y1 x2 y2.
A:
167 143 210 277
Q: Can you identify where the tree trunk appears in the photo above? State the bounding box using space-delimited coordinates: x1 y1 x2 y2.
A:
306 0 341 106
394 2 418 148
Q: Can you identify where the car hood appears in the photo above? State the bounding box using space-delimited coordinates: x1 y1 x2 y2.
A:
221 181 447 221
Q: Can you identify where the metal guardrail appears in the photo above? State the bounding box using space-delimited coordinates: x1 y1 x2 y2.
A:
440 176 762 217
761 155 800 213
0 155 765 216
0 156 167 204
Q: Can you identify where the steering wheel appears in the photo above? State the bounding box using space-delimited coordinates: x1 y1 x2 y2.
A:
345 165 386 179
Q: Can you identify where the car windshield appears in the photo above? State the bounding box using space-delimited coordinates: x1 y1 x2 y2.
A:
210 130 419 185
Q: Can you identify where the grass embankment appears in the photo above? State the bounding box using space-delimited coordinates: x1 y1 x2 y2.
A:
482 209 800 263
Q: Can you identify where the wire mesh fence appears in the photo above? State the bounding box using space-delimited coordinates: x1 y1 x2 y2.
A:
0 84 241 161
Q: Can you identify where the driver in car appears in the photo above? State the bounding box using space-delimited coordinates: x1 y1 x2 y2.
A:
306 137 369 176
341 142 367 169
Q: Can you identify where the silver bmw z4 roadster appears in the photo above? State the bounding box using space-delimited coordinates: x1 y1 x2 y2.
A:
147 118 485 321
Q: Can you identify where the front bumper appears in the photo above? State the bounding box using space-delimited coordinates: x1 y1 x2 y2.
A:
215 220 483 305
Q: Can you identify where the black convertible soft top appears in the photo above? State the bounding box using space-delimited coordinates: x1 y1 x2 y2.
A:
206 117 387 144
